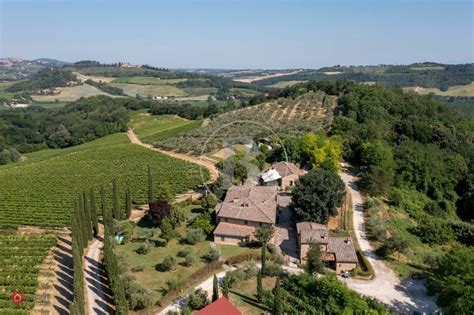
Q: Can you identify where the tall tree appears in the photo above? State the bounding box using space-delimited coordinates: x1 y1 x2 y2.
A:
290 169 345 224
274 277 283 315
125 187 132 219
222 278 229 299
147 164 154 204
76 198 88 248
70 217 85 315
89 187 99 236
212 274 219 302
255 224 274 276
112 178 120 220
100 185 112 231
305 242 325 274
82 192 93 241
257 271 263 302
148 199 171 226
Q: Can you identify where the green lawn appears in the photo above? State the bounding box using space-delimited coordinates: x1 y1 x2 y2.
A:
129 109 203 143
116 224 212 301
217 244 260 260
228 276 276 315
0 133 208 228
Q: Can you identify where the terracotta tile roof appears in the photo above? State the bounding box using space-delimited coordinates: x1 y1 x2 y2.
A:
214 222 255 238
296 221 327 234
300 229 329 244
327 237 358 263
216 186 277 224
195 297 242 315
272 161 306 177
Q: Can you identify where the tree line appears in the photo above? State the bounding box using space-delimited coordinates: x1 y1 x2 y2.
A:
0 95 129 164
255 63 474 90
6 69 77 92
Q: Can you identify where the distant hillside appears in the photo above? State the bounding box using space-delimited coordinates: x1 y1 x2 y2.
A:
0 57 69 81
251 63 474 91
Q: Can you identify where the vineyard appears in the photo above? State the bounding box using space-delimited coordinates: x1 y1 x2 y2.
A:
129 110 203 144
0 133 209 229
157 91 336 154
0 233 56 314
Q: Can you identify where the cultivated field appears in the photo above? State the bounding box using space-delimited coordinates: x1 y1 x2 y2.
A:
31 83 116 102
158 91 336 154
0 133 208 229
73 72 116 83
129 110 203 143
112 76 187 85
405 81 474 97
268 80 307 88
108 82 187 97
0 233 56 314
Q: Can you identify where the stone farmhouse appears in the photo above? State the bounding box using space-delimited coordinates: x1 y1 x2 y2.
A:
259 161 306 190
296 222 358 274
213 185 278 245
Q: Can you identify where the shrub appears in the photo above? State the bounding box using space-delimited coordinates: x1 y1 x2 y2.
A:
166 277 180 292
192 213 215 235
184 253 195 267
135 242 151 255
133 228 154 242
225 252 260 265
177 247 192 257
186 228 206 244
160 218 174 243
122 275 153 311
161 256 177 271
186 288 209 310
450 221 474 246
411 218 455 244
264 261 283 277
204 248 220 262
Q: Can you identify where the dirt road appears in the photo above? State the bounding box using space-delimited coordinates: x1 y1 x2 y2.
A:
84 236 115 315
127 129 220 182
339 169 438 313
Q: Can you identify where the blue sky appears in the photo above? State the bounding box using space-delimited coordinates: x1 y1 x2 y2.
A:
1 0 472 68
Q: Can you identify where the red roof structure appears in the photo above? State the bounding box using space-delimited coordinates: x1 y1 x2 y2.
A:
195 297 242 315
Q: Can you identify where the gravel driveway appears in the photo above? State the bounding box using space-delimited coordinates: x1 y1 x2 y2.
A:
339 170 439 314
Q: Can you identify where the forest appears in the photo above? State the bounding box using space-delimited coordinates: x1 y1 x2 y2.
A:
0 95 129 164
257 63 474 90
6 69 78 92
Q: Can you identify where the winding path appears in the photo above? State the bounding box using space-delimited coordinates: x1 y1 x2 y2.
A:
127 129 220 182
339 169 438 313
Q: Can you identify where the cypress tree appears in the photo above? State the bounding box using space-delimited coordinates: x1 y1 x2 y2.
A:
261 245 267 276
257 271 263 302
90 187 99 236
100 185 112 230
75 199 86 249
274 278 282 315
222 277 229 299
125 187 132 219
103 215 127 314
212 274 219 302
83 192 93 241
71 217 85 315
147 164 154 204
112 178 120 220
